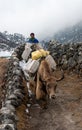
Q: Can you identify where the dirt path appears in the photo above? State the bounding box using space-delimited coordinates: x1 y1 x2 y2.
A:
27 73 82 130
0 58 9 109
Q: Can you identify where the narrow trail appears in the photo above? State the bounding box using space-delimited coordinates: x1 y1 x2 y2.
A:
27 72 82 130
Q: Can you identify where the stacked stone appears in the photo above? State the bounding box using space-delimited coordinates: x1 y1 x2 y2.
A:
13 44 25 60
0 56 25 130
47 42 82 75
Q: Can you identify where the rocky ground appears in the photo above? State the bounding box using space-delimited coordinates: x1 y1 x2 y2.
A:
0 58 82 130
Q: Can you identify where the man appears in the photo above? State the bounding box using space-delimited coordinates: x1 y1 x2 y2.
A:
28 33 39 43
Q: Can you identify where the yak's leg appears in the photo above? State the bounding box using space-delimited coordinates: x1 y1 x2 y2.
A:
36 73 47 109
36 73 45 99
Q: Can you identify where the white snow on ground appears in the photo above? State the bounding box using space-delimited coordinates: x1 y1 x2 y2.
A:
0 50 13 57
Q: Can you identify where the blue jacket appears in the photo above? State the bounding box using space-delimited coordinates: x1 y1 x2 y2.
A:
28 38 39 43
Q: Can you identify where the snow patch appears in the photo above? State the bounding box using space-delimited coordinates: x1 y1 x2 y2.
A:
0 50 13 57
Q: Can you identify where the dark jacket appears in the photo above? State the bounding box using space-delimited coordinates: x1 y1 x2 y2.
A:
28 38 39 43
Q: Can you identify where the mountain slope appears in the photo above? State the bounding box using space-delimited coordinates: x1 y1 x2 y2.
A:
0 32 25 51
53 22 82 43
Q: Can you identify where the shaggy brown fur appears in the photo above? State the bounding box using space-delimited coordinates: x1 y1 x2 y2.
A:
36 59 57 100
29 59 64 108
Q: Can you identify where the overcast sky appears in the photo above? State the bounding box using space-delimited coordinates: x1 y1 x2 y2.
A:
0 0 82 39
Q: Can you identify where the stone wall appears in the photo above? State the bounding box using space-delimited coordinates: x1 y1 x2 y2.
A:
0 56 26 130
47 41 82 75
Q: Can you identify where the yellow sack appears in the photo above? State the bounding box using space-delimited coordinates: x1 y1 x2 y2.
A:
39 49 49 57
32 49 50 60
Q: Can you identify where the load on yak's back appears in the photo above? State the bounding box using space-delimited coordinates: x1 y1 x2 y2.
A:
21 43 57 80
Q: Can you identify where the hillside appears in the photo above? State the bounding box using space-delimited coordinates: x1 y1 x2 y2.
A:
53 22 82 43
0 31 25 51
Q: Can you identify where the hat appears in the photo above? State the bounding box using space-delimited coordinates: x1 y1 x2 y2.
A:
30 33 34 36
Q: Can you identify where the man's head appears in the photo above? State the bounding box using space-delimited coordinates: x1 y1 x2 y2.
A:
30 33 35 38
